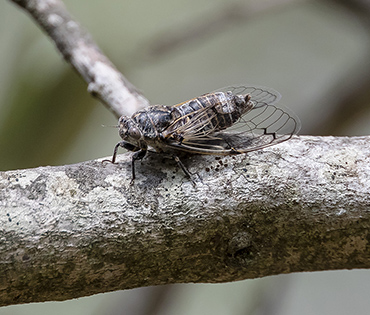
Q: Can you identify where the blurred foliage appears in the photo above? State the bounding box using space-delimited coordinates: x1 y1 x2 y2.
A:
0 70 95 170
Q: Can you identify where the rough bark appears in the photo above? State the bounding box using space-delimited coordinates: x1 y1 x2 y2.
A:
1 135 370 306
9 0 149 117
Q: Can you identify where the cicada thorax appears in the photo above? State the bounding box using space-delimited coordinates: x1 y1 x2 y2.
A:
163 91 253 141
130 105 175 139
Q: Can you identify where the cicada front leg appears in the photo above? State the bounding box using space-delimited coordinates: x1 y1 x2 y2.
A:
103 141 146 184
102 141 140 164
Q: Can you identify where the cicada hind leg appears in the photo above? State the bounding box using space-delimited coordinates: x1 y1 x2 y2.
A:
173 156 196 186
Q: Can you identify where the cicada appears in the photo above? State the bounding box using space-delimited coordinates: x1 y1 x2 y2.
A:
104 86 300 183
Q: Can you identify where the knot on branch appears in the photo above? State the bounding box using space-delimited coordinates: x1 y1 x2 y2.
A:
227 231 255 265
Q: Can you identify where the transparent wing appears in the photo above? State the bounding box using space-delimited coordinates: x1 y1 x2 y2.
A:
213 85 281 106
162 85 300 155
165 85 279 141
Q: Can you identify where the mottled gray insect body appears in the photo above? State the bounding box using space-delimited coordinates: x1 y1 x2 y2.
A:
105 85 300 183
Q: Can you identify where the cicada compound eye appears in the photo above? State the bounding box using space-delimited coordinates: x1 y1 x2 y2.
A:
128 126 141 140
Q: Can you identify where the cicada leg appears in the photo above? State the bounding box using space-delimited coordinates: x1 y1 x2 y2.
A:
102 141 140 164
174 156 196 186
104 142 195 185
145 151 196 185
103 141 146 184
130 149 147 185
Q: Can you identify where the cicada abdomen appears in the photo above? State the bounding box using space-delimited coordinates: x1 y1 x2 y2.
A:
164 91 253 141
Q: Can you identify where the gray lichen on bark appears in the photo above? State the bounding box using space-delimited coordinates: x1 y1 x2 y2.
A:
1 135 370 306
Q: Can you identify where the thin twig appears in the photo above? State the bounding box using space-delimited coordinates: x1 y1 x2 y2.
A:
10 0 150 118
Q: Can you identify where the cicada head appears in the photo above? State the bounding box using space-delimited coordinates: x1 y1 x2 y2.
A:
118 116 142 145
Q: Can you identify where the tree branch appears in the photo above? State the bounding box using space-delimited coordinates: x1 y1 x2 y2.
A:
5 0 370 308
9 0 150 117
1 135 370 306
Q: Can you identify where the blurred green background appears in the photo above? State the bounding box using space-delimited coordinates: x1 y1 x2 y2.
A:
1 0 370 314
